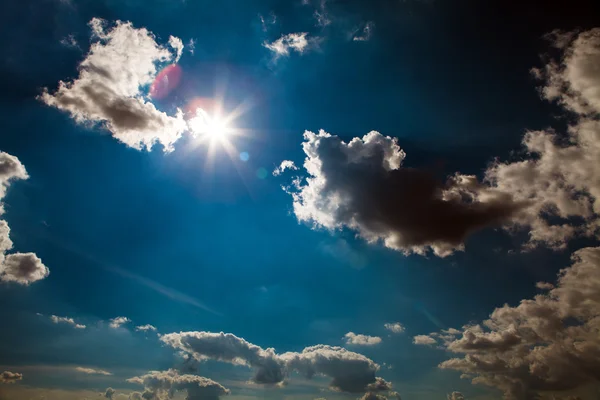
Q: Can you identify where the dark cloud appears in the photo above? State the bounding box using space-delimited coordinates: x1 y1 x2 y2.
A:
286 130 522 257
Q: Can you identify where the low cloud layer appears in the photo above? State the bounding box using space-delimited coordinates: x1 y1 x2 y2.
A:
161 331 391 394
420 246 600 399
40 18 187 151
285 130 521 257
344 332 382 346
0 371 23 384
128 369 230 400
0 152 49 285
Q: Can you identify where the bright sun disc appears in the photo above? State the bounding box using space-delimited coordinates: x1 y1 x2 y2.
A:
188 109 231 142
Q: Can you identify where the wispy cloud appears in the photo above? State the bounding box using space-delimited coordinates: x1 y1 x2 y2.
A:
74 366 112 376
49 315 86 329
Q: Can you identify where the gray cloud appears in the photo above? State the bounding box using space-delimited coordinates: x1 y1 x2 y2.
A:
0 371 22 384
285 130 522 257
105 387 116 399
447 392 465 400
161 331 390 394
430 246 600 399
40 18 187 151
127 369 230 400
0 152 49 285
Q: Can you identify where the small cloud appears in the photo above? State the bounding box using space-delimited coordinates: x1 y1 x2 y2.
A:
50 315 86 329
109 316 131 329
187 38 196 55
273 160 298 176
344 332 382 346
168 35 184 62
259 12 277 32
413 335 437 345
447 392 465 400
0 371 22 384
136 324 157 332
536 281 554 290
60 34 79 49
263 32 319 60
384 322 405 334
75 367 112 376
353 21 375 42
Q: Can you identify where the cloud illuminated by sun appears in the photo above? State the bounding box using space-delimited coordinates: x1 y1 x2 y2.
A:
187 108 232 142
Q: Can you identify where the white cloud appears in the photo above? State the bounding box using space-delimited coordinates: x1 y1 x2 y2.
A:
285 130 520 257
187 38 196 55
412 335 437 345
135 324 157 332
384 323 405 334
50 315 86 329
161 331 390 394
273 160 298 176
40 18 187 151
429 246 600 399
353 22 375 42
263 33 319 59
0 152 49 285
127 369 230 400
447 392 465 400
109 316 131 329
74 367 112 375
344 332 382 346
0 371 22 384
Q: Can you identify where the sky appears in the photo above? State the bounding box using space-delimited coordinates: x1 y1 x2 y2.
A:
0 0 600 399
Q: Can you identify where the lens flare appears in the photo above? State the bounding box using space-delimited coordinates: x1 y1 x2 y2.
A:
150 64 182 99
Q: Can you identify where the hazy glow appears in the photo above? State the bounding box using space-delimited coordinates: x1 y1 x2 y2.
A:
188 109 231 142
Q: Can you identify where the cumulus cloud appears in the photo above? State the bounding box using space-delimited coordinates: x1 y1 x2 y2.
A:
428 246 600 399
0 371 22 384
136 324 157 332
40 18 187 151
447 392 465 400
344 332 382 346
449 28 600 250
50 315 86 329
75 367 112 375
273 160 298 176
161 331 389 394
0 152 49 285
128 369 230 400
263 33 319 59
104 387 116 399
384 323 405 334
285 130 521 257
109 316 131 329
412 335 437 345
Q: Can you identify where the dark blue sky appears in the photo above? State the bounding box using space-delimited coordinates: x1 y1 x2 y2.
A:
1 1 600 399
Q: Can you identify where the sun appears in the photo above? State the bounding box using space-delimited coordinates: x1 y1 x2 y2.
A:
187 109 231 142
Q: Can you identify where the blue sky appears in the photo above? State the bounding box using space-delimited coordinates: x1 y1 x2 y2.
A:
1 0 600 399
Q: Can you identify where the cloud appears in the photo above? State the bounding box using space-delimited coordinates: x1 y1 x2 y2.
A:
412 335 437 345
109 316 131 329
263 33 319 59
40 18 187 151
0 253 49 285
50 315 86 329
353 22 375 42
259 12 277 32
104 387 116 399
447 392 465 400
161 331 390 394
384 323 405 334
127 369 230 400
160 331 284 384
285 130 522 257
430 246 600 399
74 367 112 375
60 34 79 49
450 28 600 250
135 324 157 332
273 160 298 176
344 332 382 346
0 371 22 384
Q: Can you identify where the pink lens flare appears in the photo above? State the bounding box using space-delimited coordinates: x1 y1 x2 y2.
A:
150 64 182 99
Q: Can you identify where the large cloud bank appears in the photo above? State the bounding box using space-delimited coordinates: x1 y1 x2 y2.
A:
40 18 187 151
160 331 395 395
0 152 49 285
284 28 600 256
